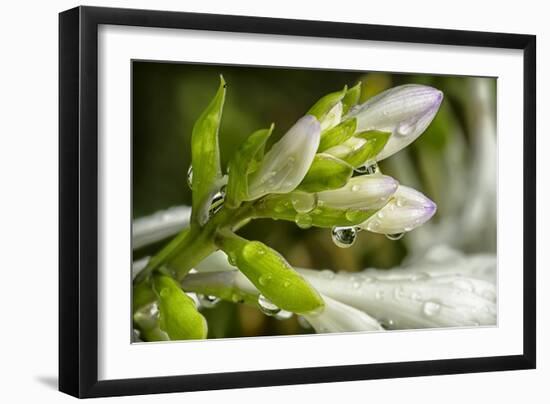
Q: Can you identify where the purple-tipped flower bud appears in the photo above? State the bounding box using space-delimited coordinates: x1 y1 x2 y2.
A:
347 85 443 161
247 115 321 200
317 174 399 210
360 185 437 234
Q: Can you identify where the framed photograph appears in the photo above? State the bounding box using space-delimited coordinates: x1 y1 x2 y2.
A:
59 6 536 398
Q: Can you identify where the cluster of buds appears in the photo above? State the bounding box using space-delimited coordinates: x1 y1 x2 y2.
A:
133 77 449 341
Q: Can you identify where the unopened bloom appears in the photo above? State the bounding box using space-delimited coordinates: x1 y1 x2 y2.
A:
300 265 496 329
247 115 321 199
360 185 436 235
303 294 383 333
317 174 398 210
347 84 443 161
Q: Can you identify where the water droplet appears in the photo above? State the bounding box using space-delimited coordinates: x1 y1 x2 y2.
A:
227 252 237 266
208 190 225 216
423 301 441 317
393 287 405 300
258 274 271 286
397 121 416 136
321 269 335 279
274 310 293 321
297 316 312 329
257 294 280 316
331 226 358 248
380 318 395 328
295 213 313 229
231 293 244 304
186 165 193 189
375 291 384 300
345 209 366 223
453 279 474 292
351 184 360 192
283 280 291 288
291 192 317 213
198 294 221 308
274 202 286 213
411 292 421 301
411 272 430 281
385 232 405 241
352 281 362 289
355 161 378 175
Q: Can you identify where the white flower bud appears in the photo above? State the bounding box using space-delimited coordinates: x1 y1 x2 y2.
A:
360 185 436 235
247 115 321 200
317 174 398 210
347 85 443 160
303 294 383 333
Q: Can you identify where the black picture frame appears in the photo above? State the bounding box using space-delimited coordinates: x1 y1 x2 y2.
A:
59 5 536 398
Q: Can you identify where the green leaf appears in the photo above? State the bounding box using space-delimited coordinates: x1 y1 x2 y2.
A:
254 193 377 228
133 279 156 313
342 82 362 114
307 86 347 121
191 76 226 226
297 154 352 193
153 274 208 340
216 232 324 314
328 130 391 168
225 125 274 209
318 118 357 152
352 130 391 165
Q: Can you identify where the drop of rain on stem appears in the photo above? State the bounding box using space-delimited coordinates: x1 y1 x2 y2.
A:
295 213 313 229
331 226 358 248
257 294 281 316
291 192 318 213
186 165 193 189
385 232 405 241
198 294 221 309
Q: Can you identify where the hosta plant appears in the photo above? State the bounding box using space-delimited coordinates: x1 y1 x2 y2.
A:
131 77 485 341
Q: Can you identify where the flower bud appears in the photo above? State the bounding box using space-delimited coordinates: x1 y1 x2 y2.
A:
347 84 443 160
317 174 398 210
359 185 436 235
247 115 321 200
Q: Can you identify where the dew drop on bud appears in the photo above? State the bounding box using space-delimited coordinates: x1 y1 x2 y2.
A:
331 226 358 248
295 213 313 229
258 274 271 286
274 310 293 321
257 294 281 316
385 232 405 241
422 301 441 317
291 192 318 214
186 165 193 189
198 294 221 309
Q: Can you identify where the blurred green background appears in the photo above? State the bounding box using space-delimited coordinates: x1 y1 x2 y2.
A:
132 61 497 339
